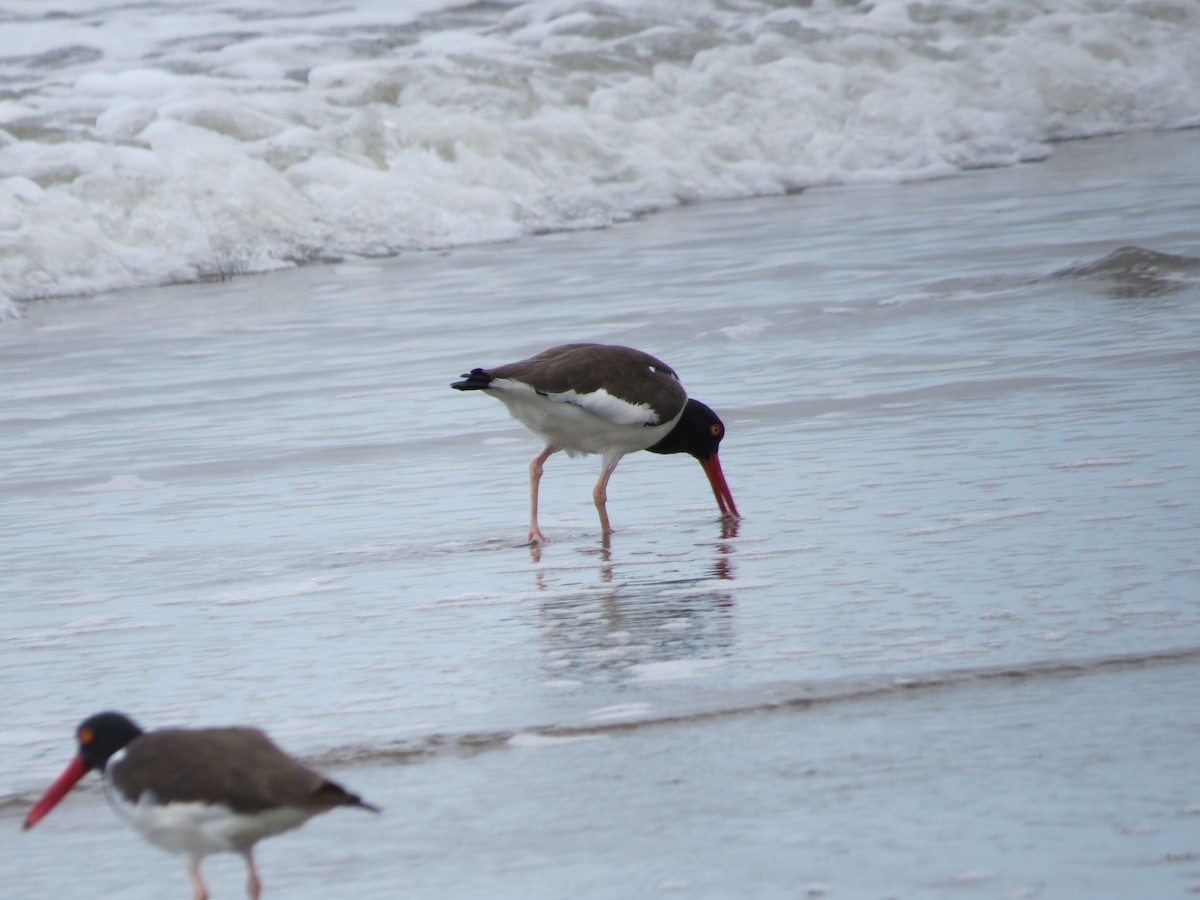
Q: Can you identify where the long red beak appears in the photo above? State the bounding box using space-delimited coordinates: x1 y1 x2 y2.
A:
24 754 89 830
699 454 740 520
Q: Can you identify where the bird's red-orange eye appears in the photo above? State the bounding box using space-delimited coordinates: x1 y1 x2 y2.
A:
78 727 94 745
710 424 722 437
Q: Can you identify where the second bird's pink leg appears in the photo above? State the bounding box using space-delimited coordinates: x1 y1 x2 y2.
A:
592 453 625 536
528 444 559 544
188 860 209 900
243 849 263 900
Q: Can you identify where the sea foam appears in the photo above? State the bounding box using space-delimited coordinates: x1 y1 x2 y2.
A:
2 0 1199 315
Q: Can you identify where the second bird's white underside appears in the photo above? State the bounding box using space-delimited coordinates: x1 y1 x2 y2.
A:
105 762 314 859
490 379 680 457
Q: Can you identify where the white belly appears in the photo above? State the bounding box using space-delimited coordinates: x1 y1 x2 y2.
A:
491 381 680 457
106 775 313 858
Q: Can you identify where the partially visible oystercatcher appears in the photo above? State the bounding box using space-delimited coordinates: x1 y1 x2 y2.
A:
24 711 379 900
452 343 740 543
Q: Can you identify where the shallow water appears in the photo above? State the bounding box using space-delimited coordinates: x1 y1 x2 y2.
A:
3 128 1200 897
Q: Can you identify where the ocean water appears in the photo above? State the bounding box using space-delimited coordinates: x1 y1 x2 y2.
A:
3 2 1200 898
3 0 1200 314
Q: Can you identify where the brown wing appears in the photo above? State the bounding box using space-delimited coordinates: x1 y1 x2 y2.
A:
111 728 377 814
489 344 687 424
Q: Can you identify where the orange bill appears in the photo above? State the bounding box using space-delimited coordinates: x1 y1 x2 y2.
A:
699 454 740 520
24 754 89 830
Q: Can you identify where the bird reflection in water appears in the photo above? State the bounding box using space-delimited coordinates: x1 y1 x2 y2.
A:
527 519 740 684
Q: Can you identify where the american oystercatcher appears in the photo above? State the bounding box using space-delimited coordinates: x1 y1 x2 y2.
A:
23 711 379 900
452 343 740 543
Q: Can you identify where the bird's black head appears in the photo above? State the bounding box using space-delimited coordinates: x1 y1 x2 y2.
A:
647 398 727 460
76 711 144 772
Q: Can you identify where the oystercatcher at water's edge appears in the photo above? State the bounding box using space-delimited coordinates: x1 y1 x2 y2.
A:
24 711 379 900
452 343 740 543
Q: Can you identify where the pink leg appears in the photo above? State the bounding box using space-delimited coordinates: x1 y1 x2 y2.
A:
188 860 209 900
528 444 559 544
243 849 263 900
592 454 624 536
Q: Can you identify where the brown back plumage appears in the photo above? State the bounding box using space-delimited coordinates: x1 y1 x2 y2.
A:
110 728 379 815
468 343 687 425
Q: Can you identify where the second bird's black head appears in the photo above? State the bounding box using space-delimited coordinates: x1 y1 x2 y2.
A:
76 711 145 772
646 399 727 460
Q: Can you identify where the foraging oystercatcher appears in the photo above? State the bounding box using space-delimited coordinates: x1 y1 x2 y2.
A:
452 343 740 543
24 711 379 900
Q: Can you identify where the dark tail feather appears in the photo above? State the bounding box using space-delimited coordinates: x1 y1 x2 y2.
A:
352 795 383 813
316 779 382 813
451 368 494 391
